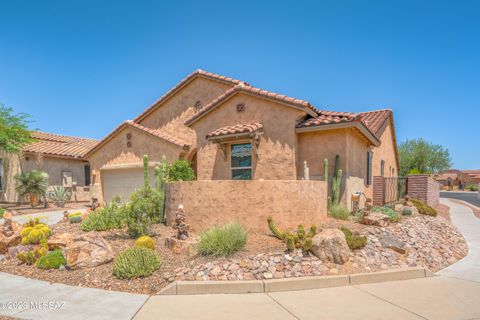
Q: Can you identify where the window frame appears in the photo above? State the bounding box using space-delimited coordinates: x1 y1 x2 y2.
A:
380 159 385 177
366 151 373 185
230 142 253 180
84 164 91 186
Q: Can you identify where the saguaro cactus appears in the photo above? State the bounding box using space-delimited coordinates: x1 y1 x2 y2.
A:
323 158 328 182
328 155 343 208
143 155 150 189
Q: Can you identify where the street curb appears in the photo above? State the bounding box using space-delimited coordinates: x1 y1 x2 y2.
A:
157 267 432 295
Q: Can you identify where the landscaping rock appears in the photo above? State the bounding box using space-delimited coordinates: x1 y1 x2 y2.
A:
380 235 407 254
361 212 390 227
164 236 197 255
63 234 114 270
0 232 21 254
401 205 418 216
7 244 34 258
311 229 350 264
47 233 74 250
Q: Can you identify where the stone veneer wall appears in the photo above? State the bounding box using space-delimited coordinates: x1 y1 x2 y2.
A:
165 180 327 233
407 174 440 207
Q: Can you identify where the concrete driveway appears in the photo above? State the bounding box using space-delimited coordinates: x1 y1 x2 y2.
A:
441 191 480 207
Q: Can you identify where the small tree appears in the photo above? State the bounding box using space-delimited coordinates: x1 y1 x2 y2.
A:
398 138 452 176
167 159 196 181
15 170 49 207
0 104 35 153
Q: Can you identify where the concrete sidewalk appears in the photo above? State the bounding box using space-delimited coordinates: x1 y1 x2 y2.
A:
0 272 148 320
0 208 87 226
134 276 480 320
438 198 480 282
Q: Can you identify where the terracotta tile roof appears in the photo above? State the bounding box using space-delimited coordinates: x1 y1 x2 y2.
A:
126 121 189 148
185 84 318 126
206 123 263 139
23 131 98 159
296 109 393 140
133 69 248 123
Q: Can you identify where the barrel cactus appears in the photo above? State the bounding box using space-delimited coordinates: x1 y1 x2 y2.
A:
20 223 52 245
135 235 156 250
113 247 161 279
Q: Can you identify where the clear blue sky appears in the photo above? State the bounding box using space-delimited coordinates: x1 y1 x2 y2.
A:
0 1 478 169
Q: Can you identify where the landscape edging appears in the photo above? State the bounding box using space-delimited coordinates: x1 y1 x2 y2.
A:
157 267 432 295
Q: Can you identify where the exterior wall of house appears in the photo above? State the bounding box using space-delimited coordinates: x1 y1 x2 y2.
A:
0 150 90 203
190 93 306 180
165 180 328 233
86 126 185 202
371 119 399 178
138 77 233 146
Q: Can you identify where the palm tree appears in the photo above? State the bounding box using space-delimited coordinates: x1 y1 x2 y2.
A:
15 170 49 207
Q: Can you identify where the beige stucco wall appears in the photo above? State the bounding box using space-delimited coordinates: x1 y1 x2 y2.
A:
165 180 327 233
191 93 306 180
371 119 399 178
138 77 233 146
0 150 90 203
86 126 186 202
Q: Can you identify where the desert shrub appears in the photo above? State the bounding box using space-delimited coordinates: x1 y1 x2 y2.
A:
36 249 66 269
81 202 129 231
127 187 163 237
167 159 196 181
465 184 479 191
340 227 367 250
328 204 350 220
372 206 400 222
113 247 161 279
410 198 438 217
20 223 52 245
135 236 155 250
48 186 71 204
198 223 247 256
0 207 4 219
69 215 82 224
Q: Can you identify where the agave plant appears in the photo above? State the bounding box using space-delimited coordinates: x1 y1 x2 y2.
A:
49 186 71 207
15 170 49 207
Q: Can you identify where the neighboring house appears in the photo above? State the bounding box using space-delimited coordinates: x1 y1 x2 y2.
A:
0 131 97 203
85 69 399 209
435 169 480 190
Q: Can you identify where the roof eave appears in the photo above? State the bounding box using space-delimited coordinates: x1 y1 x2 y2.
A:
296 121 380 146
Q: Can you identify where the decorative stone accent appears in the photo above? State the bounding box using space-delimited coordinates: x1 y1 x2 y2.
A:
0 212 21 254
380 235 407 254
311 229 350 265
63 234 114 270
173 205 189 240
47 233 74 250
361 212 390 227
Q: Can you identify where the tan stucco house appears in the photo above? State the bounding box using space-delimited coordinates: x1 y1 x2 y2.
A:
85 69 400 210
0 131 97 203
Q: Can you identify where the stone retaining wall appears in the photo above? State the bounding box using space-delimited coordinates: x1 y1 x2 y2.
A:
165 180 328 233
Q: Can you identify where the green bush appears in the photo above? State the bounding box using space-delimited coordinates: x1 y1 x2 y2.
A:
372 206 400 222
328 204 350 220
127 187 163 237
198 223 247 256
410 198 438 217
167 159 196 181
340 227 367 250
81 202 129 231
465 184 479 191
0 207 4 219
36 250 66 269
113 247 161 279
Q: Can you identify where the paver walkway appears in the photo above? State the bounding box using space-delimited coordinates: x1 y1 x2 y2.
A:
437 198 480 282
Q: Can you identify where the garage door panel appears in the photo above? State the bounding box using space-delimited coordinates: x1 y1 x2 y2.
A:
102 168 155 203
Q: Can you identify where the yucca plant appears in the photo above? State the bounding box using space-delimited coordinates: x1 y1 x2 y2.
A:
15 170 49 207
49 186 71 207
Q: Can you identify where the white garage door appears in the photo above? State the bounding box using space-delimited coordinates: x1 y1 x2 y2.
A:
102 167 155 203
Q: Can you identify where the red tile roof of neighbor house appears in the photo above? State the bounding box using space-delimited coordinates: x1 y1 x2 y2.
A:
185 84 319 126
133 69 249 123
206 123 263 139
23 131 98 159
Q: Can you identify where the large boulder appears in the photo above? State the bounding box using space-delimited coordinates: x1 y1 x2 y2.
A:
380 235 407 254
361 212 389 227
47 233 74 250
400 205 418 216
63 234 114 270
311 229 350 265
